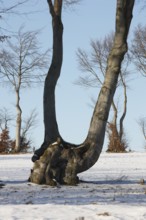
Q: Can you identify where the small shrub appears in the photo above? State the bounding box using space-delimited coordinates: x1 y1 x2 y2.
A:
106 123 128 153
0 129 12 153
0 128 31 154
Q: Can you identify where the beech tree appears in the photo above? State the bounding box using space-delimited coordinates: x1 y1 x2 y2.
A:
0 108 12 130
76 34 130 152
0 27 49 152
29 0 135 185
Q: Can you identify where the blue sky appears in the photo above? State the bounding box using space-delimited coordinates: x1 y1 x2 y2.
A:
1 0 146 151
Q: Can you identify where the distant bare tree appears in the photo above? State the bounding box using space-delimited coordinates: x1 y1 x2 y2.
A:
131 24 146 77
131 24 146 150
138 117 146 149
76 34 113 88
0 107 13 131
21 109 38 146
11 109 38 153
0 27 49 152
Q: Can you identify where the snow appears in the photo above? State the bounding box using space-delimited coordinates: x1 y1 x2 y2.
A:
0 152 146 220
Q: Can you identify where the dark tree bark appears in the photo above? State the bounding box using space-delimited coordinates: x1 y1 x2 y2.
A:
43 0 63 144
34 0 77 158
33 0 64 158
29 0 135 185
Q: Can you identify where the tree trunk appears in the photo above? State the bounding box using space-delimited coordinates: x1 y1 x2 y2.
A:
112 101 118 128
15 89 22 152
43 19 62 144
107 73 127 152
32 0 64 158
29 0 135 185
119 72 127 141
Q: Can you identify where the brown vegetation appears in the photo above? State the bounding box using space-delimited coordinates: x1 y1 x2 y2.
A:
106 123 127 153
0 128 31 154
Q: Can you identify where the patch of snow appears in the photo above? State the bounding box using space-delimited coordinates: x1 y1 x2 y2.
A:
0 152 146 220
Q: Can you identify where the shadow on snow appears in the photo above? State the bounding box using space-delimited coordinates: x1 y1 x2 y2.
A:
0 179 146 206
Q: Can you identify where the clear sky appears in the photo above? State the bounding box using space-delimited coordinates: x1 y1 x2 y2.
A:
1 0 146 152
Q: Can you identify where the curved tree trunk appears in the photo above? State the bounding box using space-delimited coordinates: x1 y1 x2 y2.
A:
119 72 127 141
112 101 118 128
29 0 135 185
107 76 127 152
34 0 63 157
43 2 63 145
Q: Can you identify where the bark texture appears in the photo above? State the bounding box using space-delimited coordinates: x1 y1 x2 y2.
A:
15 89 22 152
43 0 63 146
29 0 135 185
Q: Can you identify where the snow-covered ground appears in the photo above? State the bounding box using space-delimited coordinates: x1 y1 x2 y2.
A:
0 152 146 220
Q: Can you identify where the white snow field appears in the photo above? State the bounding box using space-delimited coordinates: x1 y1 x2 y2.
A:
0 152 146 220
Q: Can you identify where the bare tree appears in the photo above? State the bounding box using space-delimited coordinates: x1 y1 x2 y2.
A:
22 110 37 139
0 107 13 131
131 24 146 77
76 34 113 88
76 33 130 152
0 27 49 152
29 0 135 185
21 109 38 150
138 117 146 149
131 24 146 150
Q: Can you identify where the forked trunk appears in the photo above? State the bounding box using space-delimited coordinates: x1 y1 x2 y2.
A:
29 0 135 185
